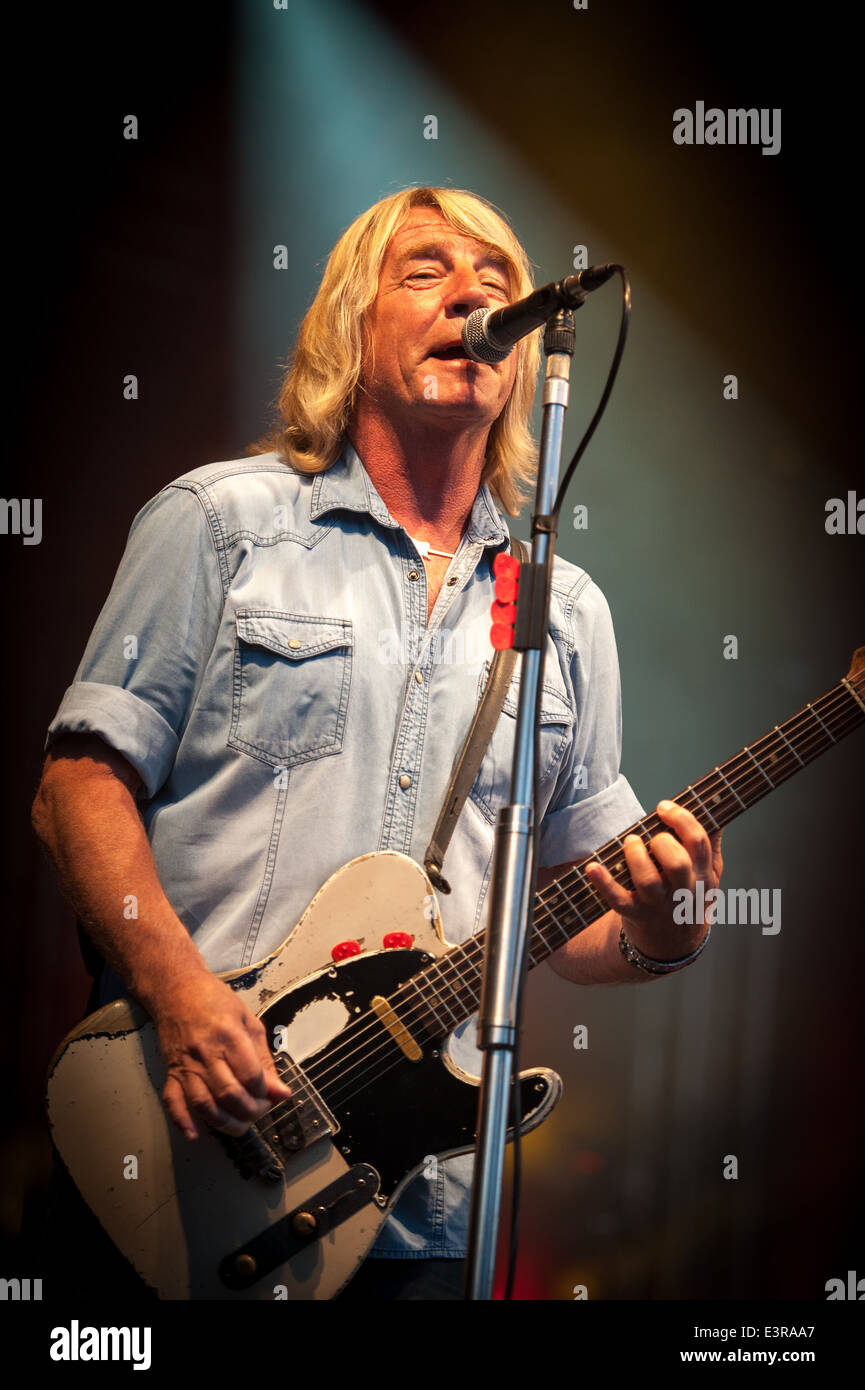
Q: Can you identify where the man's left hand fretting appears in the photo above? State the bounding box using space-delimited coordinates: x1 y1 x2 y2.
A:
585 800 724 961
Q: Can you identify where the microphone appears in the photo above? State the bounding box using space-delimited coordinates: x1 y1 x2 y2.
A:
461 265 616 364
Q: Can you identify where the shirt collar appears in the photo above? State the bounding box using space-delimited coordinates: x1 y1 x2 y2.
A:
309 438 510 550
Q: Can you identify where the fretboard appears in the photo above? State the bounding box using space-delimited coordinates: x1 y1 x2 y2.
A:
393 670 865 1040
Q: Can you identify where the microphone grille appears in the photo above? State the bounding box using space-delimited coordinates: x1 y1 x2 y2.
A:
461 309 512 365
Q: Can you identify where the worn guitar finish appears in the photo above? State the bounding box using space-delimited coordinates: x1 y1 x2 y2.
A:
46 650 865 1299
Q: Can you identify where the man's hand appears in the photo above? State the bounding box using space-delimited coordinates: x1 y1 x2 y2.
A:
32 733 294 1144
584 800 724 962
149 970 293 1141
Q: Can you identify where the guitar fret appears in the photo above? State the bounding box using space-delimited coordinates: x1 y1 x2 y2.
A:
463 949 483 989
687 783 719 831
586 880 608 912
807 702 836 743
542 900 575 939
605 835 629 880
744 745 774 789
427 968 460 1026
774 724 804 767
406 976 448 1035
716 765 746 810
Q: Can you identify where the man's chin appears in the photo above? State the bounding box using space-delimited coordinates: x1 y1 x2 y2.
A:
413 393 502 426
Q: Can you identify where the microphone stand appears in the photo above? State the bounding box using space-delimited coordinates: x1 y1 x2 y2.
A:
465 306 580 1300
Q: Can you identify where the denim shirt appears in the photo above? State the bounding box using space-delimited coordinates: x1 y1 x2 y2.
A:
45 442 644 1258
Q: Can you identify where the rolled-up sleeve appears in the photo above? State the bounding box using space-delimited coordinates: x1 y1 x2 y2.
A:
539 578 644 867
45 483 224 798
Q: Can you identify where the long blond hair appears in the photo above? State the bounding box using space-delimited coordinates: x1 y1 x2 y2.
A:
246 186 539 516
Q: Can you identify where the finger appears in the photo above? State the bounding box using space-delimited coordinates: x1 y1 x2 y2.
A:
221 1023 281 1105
163 1074 199 1142
174 1068 251 1137
203 1057 273 1127
245 1013 293 1100
656 800 713 878
585 859 638 918
622 834 668 904
710 829 724 880
645 831 693 891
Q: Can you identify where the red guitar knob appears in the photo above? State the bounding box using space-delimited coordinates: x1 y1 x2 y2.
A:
331 939 362 961
383 932 414 949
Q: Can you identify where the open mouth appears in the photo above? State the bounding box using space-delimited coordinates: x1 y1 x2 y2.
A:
428 344 476 362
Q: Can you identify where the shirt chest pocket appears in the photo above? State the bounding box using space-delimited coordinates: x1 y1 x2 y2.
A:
469 662 574 824
228 610 353 768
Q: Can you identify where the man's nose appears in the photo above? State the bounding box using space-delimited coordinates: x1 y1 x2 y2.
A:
444 266 493 317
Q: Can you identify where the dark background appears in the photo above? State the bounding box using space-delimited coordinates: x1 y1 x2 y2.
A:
3 0 862 1305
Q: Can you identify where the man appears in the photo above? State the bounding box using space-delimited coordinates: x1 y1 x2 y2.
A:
32 186 722 1300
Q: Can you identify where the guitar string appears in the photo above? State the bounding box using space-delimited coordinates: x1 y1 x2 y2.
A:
257 687 863 1132
252 686 862 1138
260 724 862 1143
257 689 862 1133
292 700 864 1123
273 680 861 1091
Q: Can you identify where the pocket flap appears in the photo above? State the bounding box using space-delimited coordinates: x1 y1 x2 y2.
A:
235 610 352 661
479 659 574 725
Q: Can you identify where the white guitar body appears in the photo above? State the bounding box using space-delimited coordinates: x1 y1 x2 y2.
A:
46 851 561 1300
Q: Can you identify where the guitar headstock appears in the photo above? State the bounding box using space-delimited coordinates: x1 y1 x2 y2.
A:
846 646 865 691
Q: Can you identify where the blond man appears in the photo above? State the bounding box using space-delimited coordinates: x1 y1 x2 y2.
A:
33 186 721 1299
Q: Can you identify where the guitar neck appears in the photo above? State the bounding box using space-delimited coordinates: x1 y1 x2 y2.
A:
404 665 865 1038
527 671 864 968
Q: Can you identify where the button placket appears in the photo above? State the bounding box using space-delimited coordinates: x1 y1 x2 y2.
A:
378 544 430 850
379 535 493 852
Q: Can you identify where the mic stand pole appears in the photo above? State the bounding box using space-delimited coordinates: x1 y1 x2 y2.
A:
465 307 579 1299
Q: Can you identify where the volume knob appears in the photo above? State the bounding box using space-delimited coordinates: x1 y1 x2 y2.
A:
291 1210 318 1238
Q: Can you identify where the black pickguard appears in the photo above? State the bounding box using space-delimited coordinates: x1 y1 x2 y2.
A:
260 950 553 1201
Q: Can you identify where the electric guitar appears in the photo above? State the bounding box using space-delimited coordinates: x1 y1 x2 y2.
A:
45 649 865 1299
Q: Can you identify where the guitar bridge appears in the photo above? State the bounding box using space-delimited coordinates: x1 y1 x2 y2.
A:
214 1127 285 1184
215 1055 337 1183
270 1053 338 1152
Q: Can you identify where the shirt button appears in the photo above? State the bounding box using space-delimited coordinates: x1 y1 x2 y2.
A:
408 570 420 581
447 575 459 586
399 774 412 789
414 671 423 685
288 639 302 649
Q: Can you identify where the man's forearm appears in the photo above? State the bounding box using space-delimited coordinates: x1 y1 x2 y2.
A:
546 906 650 984
31 741 209 1013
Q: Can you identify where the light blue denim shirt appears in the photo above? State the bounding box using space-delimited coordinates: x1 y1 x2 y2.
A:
45 442 644 1258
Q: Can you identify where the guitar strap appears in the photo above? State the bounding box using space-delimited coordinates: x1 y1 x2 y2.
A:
423 535 529 896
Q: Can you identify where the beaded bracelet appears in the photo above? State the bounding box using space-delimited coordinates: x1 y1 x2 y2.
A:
618 923 712 976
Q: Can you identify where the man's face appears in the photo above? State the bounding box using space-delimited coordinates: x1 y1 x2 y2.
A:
358 208 519 432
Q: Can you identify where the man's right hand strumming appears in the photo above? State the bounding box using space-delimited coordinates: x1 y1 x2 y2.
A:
148 968 292 1141
31 732 292 1143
